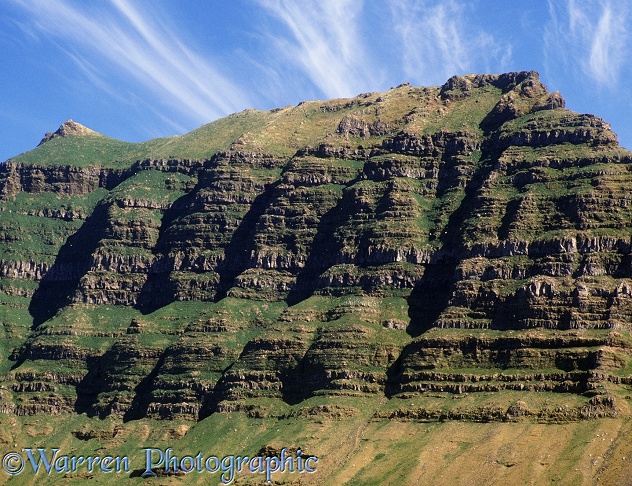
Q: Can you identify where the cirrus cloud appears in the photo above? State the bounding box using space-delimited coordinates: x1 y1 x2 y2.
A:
389 0 512 86
545 0 629 88
7 0 253 131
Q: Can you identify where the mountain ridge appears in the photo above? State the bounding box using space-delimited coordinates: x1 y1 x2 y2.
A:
0 71 632 483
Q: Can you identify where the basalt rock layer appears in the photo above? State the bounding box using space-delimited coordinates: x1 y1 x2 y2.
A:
1 71 632 422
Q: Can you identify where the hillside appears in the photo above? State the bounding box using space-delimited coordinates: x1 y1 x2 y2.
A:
1 71 632 484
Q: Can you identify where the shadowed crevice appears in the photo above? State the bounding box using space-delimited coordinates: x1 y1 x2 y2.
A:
29 203 109 327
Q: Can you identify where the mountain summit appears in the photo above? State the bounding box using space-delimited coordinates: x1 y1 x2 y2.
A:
1 71 632 484
38 119 99 146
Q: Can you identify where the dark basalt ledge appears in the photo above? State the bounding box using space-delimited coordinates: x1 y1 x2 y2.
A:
1 70 632 421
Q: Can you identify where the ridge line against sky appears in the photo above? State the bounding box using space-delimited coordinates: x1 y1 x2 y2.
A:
1 0 630 162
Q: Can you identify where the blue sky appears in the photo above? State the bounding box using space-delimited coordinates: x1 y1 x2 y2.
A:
1 0 630 162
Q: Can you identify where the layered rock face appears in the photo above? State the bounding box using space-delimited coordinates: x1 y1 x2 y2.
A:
1 71 631 421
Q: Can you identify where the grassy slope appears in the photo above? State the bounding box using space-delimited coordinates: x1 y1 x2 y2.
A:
6 110 274 168
0 408 630 485
4 83 444 167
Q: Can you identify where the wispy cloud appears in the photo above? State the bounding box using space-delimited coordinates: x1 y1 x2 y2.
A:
389 0 511 86
255 0 380 99
7 0 252 128
545 0 629 88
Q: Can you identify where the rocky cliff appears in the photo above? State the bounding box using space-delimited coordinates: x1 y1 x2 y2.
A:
1 71 631 423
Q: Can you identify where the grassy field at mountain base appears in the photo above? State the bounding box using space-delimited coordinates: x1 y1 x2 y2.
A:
0 399 631 485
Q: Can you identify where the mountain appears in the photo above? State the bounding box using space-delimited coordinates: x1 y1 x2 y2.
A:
1 71 632 484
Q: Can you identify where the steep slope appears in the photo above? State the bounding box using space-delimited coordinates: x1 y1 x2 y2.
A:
0 71 631 427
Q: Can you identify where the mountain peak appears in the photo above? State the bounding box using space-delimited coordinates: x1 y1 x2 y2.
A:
38 119 98 146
